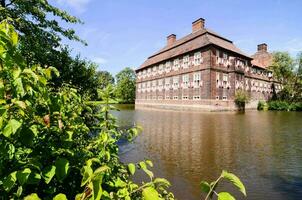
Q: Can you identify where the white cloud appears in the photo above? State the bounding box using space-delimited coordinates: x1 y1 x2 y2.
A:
91 57 107 64
55 0 91 13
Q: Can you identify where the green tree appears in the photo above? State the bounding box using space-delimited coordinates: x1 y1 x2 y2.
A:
269 51 302 102
96 70 114 90
0 0 102 97
115 67 136 103
0 0 84 67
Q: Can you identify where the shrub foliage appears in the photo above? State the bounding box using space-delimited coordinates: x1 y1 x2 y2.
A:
0 20 174 200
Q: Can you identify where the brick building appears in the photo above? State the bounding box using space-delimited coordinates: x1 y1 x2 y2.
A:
135 18 281 110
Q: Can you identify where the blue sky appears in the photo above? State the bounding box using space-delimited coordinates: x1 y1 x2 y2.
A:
50 0 302 74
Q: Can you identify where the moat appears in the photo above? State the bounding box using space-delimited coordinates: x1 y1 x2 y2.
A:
115 106 302 200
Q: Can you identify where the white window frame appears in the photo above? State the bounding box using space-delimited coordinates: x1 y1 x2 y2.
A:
182 74 189 88
193 72 201 88
165 61 171 73
182 55 190 69
173 59 179 71
173 76 179 90
193 52 203 66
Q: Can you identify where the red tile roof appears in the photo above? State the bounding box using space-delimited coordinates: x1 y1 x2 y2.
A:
137 28 252 71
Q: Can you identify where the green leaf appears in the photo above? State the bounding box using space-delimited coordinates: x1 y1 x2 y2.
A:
55 158 69 181
27 172 41 185
42 165 56 184
16 186 23 197
81 165 93 187
24 193 41 200
53 193 67 200
127 163 135 175
16 168 31 185
218 192 235 200
142 187 159 200
93 166 109 180
200 181 210 194
222 170 246 196
145 160 153 167
139 161 147 170
13 67 21 79
3 171 17 192
3 119 21 137
13 77 25 97
92 178 103 200
153 178 170 187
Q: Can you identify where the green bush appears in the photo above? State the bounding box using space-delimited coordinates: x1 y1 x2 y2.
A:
267 101 302 111
234 89 250 111
268 101 290 111
257 101 265 110
0 20 174 200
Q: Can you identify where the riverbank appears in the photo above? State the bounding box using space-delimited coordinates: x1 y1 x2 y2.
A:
258 100 302 111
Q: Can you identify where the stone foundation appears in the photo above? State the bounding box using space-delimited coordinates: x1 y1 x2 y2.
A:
135 99 261 112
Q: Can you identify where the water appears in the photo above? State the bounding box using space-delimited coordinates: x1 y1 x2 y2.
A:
114 106 302 200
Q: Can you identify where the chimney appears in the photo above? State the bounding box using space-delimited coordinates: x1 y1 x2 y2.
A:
167 34 176 46
257 43 268 52
192 18 205 32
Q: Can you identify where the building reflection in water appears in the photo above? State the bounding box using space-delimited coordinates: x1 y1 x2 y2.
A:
117 109 302 200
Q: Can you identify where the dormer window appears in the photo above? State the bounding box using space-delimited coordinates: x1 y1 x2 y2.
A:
183 55 190 68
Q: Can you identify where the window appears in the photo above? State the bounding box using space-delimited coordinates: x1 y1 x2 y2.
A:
173 96 178 100
182 96 189 100
223 74 228 82
183 55 190 68
193 72 201 88
223 53 228 60
173 59 179 71
193 96 200 100
216 50 220 57
216 72 220 88
216 96 219 100
193 52 202 65
158 79 163 86
165 61 171 72
159 64 164 74
158 79 163 91
152 80 157 91
158 96 163 100
165 95 170 100
173 76 179 89
216 72 220 81
165 78 170 89
182 74 189 88
152 66 157 76
222 96 227 101
147 68 151 77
